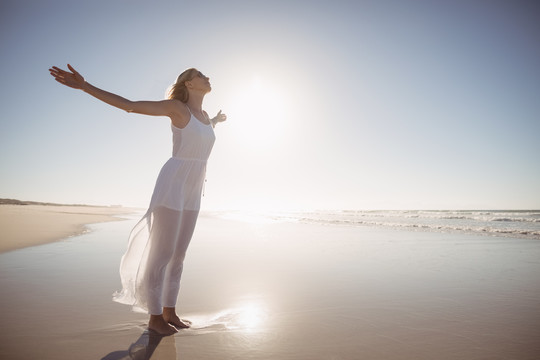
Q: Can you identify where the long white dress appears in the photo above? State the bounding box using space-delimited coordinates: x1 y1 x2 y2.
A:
113 112 215 314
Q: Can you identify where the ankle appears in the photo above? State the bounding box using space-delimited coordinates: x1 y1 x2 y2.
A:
163 307 176 316
149 314 164 322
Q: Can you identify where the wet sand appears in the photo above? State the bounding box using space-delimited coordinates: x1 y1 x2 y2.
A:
0 204 135 253
0 212 539 359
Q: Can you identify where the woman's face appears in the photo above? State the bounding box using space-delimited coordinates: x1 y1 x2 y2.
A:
187 71 211 93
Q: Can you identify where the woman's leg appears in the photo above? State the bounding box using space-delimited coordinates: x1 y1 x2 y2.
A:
162 210 200 328
144 206 183 335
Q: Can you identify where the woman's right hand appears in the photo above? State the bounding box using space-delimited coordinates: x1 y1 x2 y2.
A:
48 64 182 120
49 64 86 90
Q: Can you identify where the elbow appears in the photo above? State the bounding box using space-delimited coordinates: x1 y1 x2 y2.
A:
124 100 135 113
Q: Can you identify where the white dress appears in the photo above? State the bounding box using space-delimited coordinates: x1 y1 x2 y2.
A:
113 112 215 313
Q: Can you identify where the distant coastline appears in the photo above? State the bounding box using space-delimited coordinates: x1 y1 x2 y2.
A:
0 198 123 208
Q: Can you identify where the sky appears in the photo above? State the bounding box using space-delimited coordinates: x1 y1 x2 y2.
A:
1 0 539 211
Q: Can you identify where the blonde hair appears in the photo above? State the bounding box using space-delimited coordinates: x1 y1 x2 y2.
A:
166 68 199 103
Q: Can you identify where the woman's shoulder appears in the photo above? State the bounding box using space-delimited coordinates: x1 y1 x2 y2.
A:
167 100 190 128
164 99 188 116
165 98 187 109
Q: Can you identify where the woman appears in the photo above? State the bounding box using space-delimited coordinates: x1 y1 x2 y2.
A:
49 64 226 335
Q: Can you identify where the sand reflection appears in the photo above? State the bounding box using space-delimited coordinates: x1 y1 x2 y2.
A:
98 302 268 360
184 302 268 335
235 303 265 331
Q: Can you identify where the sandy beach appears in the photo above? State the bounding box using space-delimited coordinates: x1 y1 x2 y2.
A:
1 210 539 359
0 203 135 253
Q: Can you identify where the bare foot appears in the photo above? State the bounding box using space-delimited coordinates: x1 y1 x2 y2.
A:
148 314 178 336
163 307 191 329
165 315 192 329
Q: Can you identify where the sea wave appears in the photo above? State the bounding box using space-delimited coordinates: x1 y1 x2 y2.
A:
278 210 540 240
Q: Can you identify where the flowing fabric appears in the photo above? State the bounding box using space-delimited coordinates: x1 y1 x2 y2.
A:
113 114 215 313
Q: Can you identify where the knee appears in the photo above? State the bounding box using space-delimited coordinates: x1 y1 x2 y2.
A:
170 253 187 272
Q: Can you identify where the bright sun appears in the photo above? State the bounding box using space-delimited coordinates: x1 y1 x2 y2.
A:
226 74 290 151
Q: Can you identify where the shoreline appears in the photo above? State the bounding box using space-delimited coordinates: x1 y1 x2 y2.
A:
0 212 539 359
0 203 138 253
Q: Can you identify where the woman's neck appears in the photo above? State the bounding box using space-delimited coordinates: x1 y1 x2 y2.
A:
186 92 205 112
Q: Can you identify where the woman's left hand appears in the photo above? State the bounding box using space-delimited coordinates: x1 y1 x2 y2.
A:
212 110 227 125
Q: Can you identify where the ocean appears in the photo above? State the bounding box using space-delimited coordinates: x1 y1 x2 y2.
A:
219 210 540 240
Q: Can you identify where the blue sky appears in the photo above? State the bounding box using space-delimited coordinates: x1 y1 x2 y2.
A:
1 0 539 210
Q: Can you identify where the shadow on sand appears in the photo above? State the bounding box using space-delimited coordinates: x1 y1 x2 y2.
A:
101 330 174 360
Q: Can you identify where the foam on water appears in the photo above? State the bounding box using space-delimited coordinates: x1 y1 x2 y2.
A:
227 209 540 240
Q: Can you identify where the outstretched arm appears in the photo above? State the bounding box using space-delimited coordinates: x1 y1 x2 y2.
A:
49 64 176 117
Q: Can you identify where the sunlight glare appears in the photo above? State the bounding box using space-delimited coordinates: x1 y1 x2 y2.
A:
227 74 290 151
213 302 267 333
217 210 278 224
236 303 266 331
